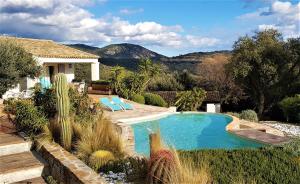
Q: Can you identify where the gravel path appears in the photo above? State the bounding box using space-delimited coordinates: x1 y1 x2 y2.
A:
262 121 300 137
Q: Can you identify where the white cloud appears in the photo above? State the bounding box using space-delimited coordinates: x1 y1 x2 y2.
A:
271 1 292 14
0 0 219 49
186 35 220 47
120 8 144 15
239 1 300 39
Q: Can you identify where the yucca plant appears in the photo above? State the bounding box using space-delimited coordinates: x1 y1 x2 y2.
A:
55 73 72 150
89 150 115 171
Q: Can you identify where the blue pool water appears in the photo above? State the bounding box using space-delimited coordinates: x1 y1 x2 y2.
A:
131 113 264 155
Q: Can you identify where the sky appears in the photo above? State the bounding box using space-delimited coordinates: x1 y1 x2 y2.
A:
0 0 299 56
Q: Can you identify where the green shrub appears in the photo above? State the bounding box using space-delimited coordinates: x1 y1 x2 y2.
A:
144 93 167 107
147 74 184 91
179 148 300 184
279 95 300 123
14 99 48 135
33 85 56 118
3 98 18 115
175 88 206 111
91 79 111 85
240 110 258 122
131 94 145 104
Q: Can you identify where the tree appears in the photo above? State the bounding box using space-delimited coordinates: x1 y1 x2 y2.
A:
227 30 300 117
198 59 244 104
0 40 41 97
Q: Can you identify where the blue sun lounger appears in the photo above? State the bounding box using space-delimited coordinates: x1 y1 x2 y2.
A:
111 96 133 110
100 97 123 112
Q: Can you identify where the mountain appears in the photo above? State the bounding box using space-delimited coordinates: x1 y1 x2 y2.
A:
68 43 166 70
68 44 98 52
68 43 231 74
96 43 166 59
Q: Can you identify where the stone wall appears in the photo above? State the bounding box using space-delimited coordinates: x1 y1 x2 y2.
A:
37 141 105 184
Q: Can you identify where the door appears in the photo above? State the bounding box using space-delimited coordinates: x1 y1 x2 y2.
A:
48 66 55 83
58 64 65 73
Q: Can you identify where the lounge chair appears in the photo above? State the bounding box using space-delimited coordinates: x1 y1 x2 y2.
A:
111 96 133 110
99 97 123 112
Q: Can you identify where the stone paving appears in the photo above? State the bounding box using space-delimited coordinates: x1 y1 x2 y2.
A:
226 116 290 145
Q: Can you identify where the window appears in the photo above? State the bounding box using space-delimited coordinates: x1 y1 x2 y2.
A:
69 64 72 69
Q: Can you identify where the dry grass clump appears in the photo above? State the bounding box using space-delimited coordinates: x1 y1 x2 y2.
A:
76 114 125 166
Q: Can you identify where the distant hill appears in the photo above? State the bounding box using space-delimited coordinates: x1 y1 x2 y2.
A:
68 43 166 70
68 43 231 74
161 51 232 75
68 44 98 52
96 43 166 59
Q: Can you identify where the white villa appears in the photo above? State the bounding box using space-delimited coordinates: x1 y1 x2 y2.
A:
1 36 100 99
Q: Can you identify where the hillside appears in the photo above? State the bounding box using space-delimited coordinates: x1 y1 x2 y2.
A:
162 51 231 75
68 43 231 74
68 43 166 70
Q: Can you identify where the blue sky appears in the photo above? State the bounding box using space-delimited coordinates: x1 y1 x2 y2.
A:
0 0 299 56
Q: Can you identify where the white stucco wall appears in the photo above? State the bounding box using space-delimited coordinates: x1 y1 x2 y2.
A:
206 103 221 113
1 56 100 99
36 57 99 82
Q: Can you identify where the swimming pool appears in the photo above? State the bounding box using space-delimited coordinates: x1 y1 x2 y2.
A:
131 113 264 155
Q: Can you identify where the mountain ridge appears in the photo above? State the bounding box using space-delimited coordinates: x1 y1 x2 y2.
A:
68 43 231 74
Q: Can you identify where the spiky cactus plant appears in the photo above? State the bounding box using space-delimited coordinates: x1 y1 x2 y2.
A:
89 150 115 170
148 149 179 184
55 73 72 150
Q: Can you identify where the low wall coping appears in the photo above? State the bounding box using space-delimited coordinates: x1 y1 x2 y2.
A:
37 141 106 184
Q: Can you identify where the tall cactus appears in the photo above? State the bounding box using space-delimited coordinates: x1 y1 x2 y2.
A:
55 73 72 150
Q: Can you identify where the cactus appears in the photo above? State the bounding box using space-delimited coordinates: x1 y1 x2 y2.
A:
89 150 115 170
55 73 72 150
148 149 179 184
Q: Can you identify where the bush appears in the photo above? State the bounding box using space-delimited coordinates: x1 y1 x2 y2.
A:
91 79 111 85
175 88 206 111
240 110 258 122
279 95 300 123
179 148 300 184
147 74 184 91
144 93 167 107
3 98 18 115
14 99 48 135
131 94 145 104
33 85 56 118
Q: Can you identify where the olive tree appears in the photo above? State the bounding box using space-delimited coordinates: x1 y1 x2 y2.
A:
0 40 41 97
227 30 300 117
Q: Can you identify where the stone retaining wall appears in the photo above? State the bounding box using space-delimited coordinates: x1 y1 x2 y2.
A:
37 141 105 184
